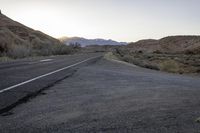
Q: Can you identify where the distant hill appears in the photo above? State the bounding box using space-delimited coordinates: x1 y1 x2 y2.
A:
0 12 70 58
59 37 127 47
128 36 200 54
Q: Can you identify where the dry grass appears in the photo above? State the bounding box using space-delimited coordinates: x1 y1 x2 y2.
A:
104 52 119 60
7 44 31 59
0 56 12 62
0 42 77 60
159 60 183 73
113 48 200 74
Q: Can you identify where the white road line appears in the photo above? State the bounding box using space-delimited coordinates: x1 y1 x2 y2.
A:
40 59 53 62
0 56 100 94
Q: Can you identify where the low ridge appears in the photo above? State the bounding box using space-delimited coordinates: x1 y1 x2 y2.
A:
128 36 200 54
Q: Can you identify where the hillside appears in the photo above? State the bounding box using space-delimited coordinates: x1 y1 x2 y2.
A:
0 12 71 58
128 36 200 54
60 37 127 47
113 36 200 74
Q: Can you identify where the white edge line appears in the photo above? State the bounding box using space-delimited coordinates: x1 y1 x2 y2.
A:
40 59 53 62
0 56 100 94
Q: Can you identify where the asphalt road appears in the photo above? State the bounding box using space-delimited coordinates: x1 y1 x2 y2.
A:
1 55 200 132
0 53 102 112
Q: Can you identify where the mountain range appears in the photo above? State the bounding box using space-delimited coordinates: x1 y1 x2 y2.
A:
59 37 127 47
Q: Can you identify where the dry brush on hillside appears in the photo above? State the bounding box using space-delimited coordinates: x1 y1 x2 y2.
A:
0 13 78 60
112 38 200 74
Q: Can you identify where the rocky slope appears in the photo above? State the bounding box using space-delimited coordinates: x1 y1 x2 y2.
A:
0 12 69 58
128 36 200 54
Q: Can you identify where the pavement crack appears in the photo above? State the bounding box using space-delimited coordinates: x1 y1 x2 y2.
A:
1 111 13 116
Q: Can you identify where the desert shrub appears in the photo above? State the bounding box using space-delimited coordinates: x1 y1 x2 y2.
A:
32 45 48 56
39 43 54 56
7 44 31 59
122 55 133 62
0 56 12 62
185 50 195 55
114 48 127 57
104 52 119 61
159 60 182 73
25 44 74 57
153 50 162 54
53 44 74 55
0 44 5 53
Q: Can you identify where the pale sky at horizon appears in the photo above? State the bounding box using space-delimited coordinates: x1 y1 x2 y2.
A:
1 0 200 42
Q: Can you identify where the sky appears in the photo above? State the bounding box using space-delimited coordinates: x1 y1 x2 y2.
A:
1 0 200 42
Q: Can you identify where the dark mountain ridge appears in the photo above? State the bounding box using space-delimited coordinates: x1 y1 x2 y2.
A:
59 36 127 47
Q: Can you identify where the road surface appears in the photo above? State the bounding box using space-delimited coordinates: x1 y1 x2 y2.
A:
1 54 200 132
0 53 102 112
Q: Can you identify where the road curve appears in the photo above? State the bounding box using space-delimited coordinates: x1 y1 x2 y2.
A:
1 56 200 132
